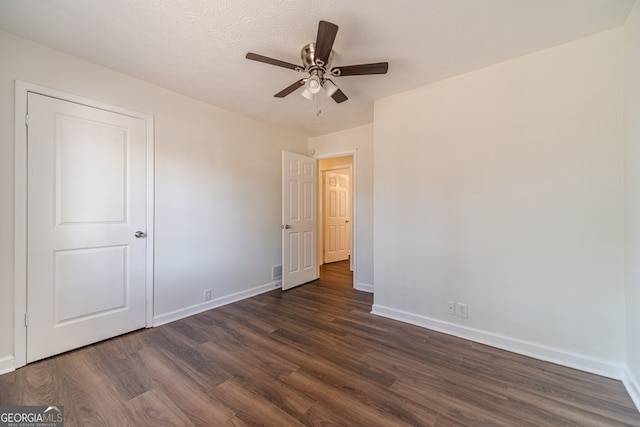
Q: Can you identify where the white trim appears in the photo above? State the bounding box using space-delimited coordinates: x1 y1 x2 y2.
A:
144 112 155 327
320 165 354 172
355 282 374 293
153 281 280 326
0 356 15 375
624 368 640 412
371 304 625 380
314 149 358 287
13 80 155 369
315 149 358 158
14 81 28 370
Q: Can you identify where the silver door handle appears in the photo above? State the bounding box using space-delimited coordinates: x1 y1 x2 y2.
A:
282 224 292 229
135 231 146 238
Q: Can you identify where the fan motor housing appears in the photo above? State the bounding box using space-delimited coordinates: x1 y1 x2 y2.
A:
301 43 333 70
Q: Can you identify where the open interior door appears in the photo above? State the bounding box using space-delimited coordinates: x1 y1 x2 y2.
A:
282 151 318 290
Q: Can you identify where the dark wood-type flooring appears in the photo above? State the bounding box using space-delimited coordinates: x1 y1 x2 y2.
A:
1 260 639 426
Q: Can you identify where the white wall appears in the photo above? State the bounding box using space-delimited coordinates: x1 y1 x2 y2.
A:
0 31 307 368
309 125 374 291
373 29 625 376
624 0 640 407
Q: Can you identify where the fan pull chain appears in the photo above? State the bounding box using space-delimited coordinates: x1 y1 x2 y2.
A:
316 92 322 116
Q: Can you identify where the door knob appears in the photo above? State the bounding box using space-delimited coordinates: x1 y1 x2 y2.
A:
282 224 292 229
135 231 146 238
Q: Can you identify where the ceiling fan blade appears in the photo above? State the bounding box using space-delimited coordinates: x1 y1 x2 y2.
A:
274 80 305 98
331 88 348 104
246 53 300 71
332 62 389 76
315 20 339 65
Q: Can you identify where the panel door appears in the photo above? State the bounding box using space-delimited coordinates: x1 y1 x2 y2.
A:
282 151 317 290
324 170 351 263
27 92 148 363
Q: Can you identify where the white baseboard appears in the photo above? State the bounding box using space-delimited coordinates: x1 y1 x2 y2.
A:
355 282 373 293
0 355 15 375
623 368 640 412
371 304 625 380
153 281 281 327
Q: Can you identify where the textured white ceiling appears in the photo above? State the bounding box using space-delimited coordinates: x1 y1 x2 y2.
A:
0 0 635 136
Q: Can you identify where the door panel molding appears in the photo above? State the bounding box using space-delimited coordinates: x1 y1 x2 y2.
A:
13 80 155 369
282 151 318 290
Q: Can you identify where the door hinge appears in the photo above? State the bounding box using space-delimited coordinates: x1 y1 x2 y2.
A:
24 312 29 327
25 114 29 127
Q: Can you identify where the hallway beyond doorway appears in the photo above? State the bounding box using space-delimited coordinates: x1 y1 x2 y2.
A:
319 259 352 288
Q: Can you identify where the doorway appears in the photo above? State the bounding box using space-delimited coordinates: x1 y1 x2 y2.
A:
322 167 351 264
317 154 355 287
14 81 155 368
319 259 353 289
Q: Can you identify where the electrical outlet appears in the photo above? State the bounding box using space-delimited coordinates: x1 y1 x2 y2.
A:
456 303 468 318
204 289 212 302
446 301 456 315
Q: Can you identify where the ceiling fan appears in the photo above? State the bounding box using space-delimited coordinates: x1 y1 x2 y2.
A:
246 20 389 104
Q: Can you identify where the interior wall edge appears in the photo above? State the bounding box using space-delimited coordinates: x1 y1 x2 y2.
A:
623 368 640 412
371 304 626 381
355 282 374 293
152 280 280 327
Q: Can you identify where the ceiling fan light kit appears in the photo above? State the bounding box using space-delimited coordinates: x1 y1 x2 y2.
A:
322 79 339 97
306 74 322 93
301 86 314 100
246 20 389 109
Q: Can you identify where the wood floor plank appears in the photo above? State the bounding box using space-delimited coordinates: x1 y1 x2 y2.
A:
198 341 315 419
1 260 638 426
505 385 640 427
459 344 639 417
124 388 195 427
214 378 306 426
390 377 522 427
0 357 61 406
136 346 236 426
54 348 136 426
144 325 231 391
89 342 152 401
283 370 429 427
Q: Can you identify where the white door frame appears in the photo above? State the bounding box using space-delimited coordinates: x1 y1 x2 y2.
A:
314 149 357 287
13 80 155 369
